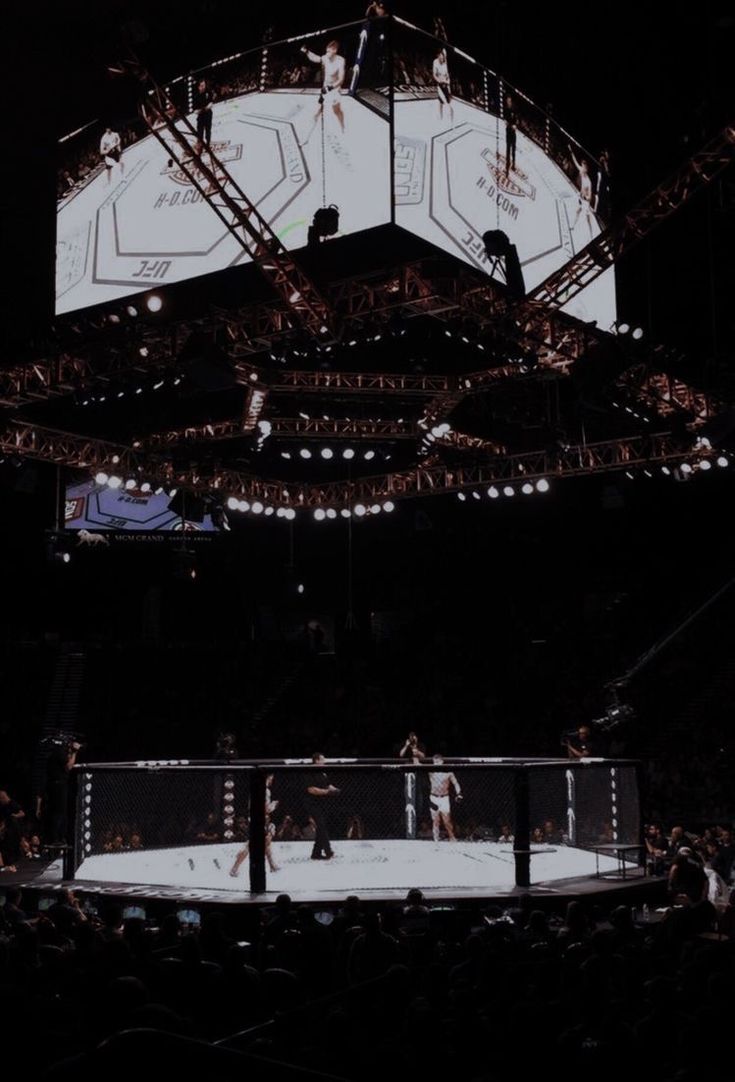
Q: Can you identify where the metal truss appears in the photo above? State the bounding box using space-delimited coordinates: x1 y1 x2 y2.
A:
270 369 454 395
435 430 506 456
138 67 337 342
615 366 724 428
143 416 420 448
528 125 735 310
0 421 166 479
5 421 717 512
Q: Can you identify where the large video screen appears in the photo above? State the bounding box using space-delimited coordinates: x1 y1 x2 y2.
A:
65 477 222 533
56 31 391 315
392 26 616 328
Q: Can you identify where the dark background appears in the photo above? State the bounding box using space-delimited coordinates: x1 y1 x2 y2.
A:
1 2 733 821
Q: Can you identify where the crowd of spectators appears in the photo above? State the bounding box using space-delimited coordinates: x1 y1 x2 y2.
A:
0 877 732 1079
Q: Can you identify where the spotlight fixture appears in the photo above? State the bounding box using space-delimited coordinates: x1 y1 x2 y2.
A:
487 486 499 498
320 448 334 460
107 475 123 490
299 448 312 460
146 294 163 313
343 449 355 460
94 471 109 486
353 504 367 517
340 508 352 518
251 501 264 514
383 501 395 512
314 508 326 521
535 479 550 493
503 485 515 497
522 483 534 494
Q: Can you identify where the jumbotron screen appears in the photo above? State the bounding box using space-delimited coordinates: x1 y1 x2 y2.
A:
55 35 391 315
56 19 614 329
392 24 616 327
65 477 222 533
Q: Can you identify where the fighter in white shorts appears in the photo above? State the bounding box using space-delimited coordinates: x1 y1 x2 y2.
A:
428 754 462 841
300 39 347 144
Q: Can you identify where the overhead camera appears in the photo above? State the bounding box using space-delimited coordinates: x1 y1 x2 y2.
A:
308 204 340 247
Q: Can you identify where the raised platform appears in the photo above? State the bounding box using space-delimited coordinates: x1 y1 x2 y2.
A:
1 838 648 909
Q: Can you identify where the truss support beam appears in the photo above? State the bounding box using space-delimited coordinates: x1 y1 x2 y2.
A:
138 68 338 342
527 124 735 310
4 421 717 512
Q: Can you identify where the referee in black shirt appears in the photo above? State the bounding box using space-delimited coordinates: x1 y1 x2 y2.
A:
304 753 340 860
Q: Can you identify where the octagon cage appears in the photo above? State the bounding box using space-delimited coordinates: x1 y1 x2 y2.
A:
70 758 640 898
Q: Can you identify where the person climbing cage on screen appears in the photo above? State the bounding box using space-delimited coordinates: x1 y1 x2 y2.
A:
569 143 594 234
300 39 347 144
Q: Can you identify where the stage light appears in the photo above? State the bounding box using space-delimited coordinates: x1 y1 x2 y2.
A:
320 448 334 459
353 503 367 517
680 462 692 474
227 497 239 511
111 455 120 464
616 322 630 335
126 305 138 318
264 507 274 516
364 450 375 461
383 501 395 512
140 482 151 494
251 501 264 514
299 448 312 459
135 386 143 394
457 492 466 501
661 466 671 475
138 346 148 359
431 423 451 437
314 508 326 521
284 508 296 520
632 327 644 340
522 482 534 494
716 456 729 468
95 471 109 486
146 295 163 312
343 448 355 460
237 499 250 512
698 459 711 470
297 583 305 594
503 485 515 497
487 486 499 498
281 452 292 460
535 478 550 493
47 532 73 565
340 508 351 518
370 504 381 514
472 491 481 500
153 379 164 390
108 475 123 489
326 508 337 519
124 479 136 491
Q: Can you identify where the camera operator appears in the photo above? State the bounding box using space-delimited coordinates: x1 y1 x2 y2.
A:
45 736 82 845
399 731 427 763
562 724 595 760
